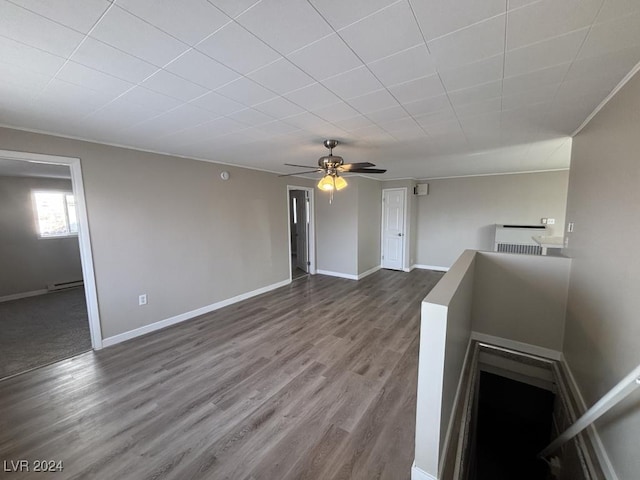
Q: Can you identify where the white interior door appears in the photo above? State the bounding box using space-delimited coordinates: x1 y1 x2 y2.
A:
382 188 405 271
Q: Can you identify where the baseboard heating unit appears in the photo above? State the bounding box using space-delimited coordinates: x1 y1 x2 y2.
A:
47 280 84 292
494 224 547 255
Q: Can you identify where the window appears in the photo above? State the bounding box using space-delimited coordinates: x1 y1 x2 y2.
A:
292 196 297 224
33 191 78 238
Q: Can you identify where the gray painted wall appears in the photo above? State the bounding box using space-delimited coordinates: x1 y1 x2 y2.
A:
0 175 83 296
473 252 571 351
563 72 640 480
357 177 382 274
315 176 382 277
415 171 570 269
315 178 358 276
0 127 291 339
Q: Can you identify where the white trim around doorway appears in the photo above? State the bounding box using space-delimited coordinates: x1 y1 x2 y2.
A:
0 149 103 349
286 185 316 281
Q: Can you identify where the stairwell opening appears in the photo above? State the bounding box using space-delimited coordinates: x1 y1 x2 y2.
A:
474 371 555 479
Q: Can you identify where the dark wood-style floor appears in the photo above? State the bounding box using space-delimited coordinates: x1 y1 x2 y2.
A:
0 269 443 480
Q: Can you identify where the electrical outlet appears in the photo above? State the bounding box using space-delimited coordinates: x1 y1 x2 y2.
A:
138 294 147 306
547 218 555 225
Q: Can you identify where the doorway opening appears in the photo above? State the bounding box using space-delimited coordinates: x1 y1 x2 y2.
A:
287 186 316 281
381 187 407 271
0 150 102 380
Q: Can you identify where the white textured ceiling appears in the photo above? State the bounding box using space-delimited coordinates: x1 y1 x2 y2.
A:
1 0 639 179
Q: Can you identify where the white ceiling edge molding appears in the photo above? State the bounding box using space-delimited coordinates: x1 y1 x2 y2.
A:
0 122 286 177
572 59 640 137
418 167 571 182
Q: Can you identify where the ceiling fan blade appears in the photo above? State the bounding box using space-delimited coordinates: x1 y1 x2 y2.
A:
278 169 322 177
284 163 318 168
346 168 387 174
339 162 375 171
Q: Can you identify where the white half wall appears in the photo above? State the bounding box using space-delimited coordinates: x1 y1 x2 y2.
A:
414 250 475 478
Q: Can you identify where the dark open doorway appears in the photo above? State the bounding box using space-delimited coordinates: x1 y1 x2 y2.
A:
288 189 310 280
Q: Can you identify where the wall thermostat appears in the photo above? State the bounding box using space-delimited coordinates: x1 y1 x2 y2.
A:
220 171 230 180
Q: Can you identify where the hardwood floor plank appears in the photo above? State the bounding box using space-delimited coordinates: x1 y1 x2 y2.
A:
0 269 442 479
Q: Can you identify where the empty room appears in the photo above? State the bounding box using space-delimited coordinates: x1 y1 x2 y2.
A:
0 1 638 479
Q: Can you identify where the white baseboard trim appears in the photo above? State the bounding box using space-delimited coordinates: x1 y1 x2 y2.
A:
412 264 450 272
0 289 48 303
357 265 381 279
562 359 619 480
316 269 358 280
471 331 563 361
102 279 291 348
411 462 437 480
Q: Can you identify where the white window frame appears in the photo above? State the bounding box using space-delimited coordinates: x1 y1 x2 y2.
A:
32 189 79 239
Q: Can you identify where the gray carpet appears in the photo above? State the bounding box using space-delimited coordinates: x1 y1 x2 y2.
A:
0 288 91 379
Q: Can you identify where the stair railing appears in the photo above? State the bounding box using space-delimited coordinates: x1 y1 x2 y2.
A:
539 363 640 458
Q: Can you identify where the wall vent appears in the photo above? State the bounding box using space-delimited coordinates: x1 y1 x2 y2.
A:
496 243 543 255
494 224 547 256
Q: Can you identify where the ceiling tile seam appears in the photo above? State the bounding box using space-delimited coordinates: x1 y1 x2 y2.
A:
365 41 427 69
405 0 469 143
101 94 228 136
80 26 261 122
283 31 338 58
550 0 607 105
319 0 405 32
304 0 431 141
74 8 237 121
505 25 591 55
424 11 507 44
106 5 271 94
506 0 544 14
110 3 220 49
406 0 432 55
172 3 406 146
157 118 244 144
31 1 117 103
499 0 508 114
221 0 263 20
98 4 281 105
5 0 109 35
0 33 70 71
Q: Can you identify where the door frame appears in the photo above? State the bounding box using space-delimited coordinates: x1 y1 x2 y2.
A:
380 187 408 271
286 185 316 280
0 149 103 349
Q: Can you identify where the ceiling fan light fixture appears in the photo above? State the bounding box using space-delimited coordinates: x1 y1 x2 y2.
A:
334 175 348 191
318 174 335 191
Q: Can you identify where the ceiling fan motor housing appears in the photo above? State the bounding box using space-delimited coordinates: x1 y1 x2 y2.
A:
318 155 344 170
318 139 343 171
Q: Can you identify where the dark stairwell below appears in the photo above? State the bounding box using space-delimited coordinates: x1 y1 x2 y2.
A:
474 371 555 480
